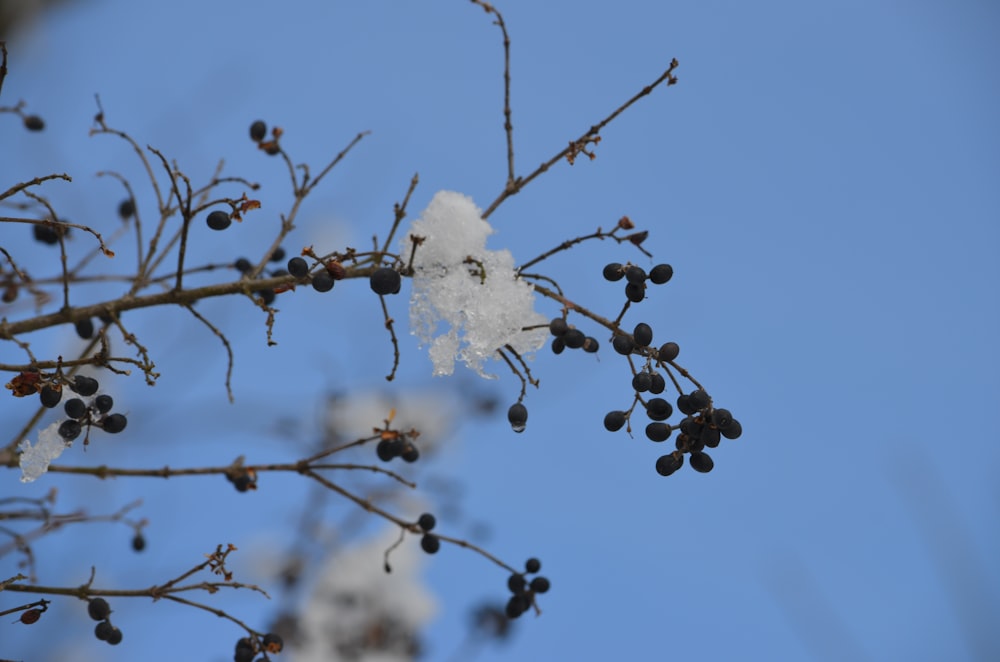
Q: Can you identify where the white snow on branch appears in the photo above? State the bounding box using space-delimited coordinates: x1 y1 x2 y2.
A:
402 191 548 378
18 422 69 483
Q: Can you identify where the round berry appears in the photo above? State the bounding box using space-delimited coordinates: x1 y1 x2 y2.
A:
625 282 645 303
711 408 733 428
530 576 551 593
376 439 395 462
311 271 335 292
118 199 135 220
507 403 527 433
507 573 527 594
64 398 87 419
632 372 652 393
658 342 679 362
602 263 624 281
582 337 600 353
417 513 436 532
287 257 309 278
420 534 441 554
649 372 666 394
249 120 267 141
20 608 42 624
649 263 674 284
401 443 420 463
551 337 566 355
88 598 111 621
721 419 743 440
525 558 541 573
612 334 634 355
645 422 672 442
633 322 653 347
75 317 94 339
563 329 586 349
625 265 646 284
71 375 99 397
548 318 568 336
94 621 113 641
676 394 697 415
206 210 232 231
40 385 62 408
370 267 401 295
603 410 627 432
234 257 253 273
58 419 82 441
655 452 683 477
132 534 146 552
94 394 114 414
102 413 128 434
263 633 284 653
645 398 673 421
690 451 715 473
506 594 530 619
24 115 45 131
688 389 711 411
235 646 255 662
106 626 123 645
702 426 722 448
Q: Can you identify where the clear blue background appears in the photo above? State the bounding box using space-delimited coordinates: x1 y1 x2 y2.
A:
1 1 998 661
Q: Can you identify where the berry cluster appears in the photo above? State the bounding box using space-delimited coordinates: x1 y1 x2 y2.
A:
602 261 673 303
234 249 291 304
504 557 550 619
546 316 600 355
416 512 440 554
375 431 421 464
234 633 284 662
39 375 128 442
87 598 123 646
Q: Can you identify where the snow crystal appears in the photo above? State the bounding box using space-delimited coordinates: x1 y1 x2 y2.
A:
18 422 69 483
401 191 548 377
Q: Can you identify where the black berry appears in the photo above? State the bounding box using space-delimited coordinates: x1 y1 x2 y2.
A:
645 422 672 442
94 621 113 641
417 513 436 532
612 334 634 355
649 263 674 284
88 598 111 621
688 389 711 410
530 576 551 593
551 337 566 355
287 257 309 278
420 534 441 554
507 403 528 433
658 341 679 362
602 263 624 281
75 318 94 339
71 375 99 397
525 557 541 573
690 451 715 473
106 627 123 645
263 633 284 653
649 372 666 394
249 120 267 141
370 267 401 295
311 271 335 292
269 247 286 263
549 318 568 336
721 419 743 440
24 115 45 131
118 199 135 220
101 413 128 434
94 394 114 413
206 210 231 231
132 534 146 551
64 398 87 419
603 410 627 432
625 282 645 303
645 398 673 421
632 372 652 393
582 337 600 353
507 574 527 594
58 420 82 441
655 452 684 477
40 385 62 408
633 322 653 347
563 329 586 349
234 257 253 273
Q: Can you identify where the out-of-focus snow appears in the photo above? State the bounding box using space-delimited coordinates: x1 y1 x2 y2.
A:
402 191 548 378
18 421 68 482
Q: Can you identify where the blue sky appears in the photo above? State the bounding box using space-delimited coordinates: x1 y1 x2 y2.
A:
2 1 998 661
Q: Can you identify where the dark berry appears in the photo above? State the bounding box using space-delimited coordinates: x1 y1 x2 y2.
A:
311 271 335 292
508 403 527 433
649 372 666 394
263 633 284 653
24 115 45 131
75 317 94 339
206 210 231 231
711 408 733 428
507 574 526 594
625 265 646 284
287 257 309 278
721 419 743 440
94 394 114 413
551 337 566 354
655 452 684 477
530 576 551 593
649 263 674 284
603 410 627 432
658 341 679 362
563 329 586 349
269 247 286 263
118 199 135 220
525 558 541 573
645 398 673 421
417 513 436 532
645 422 672 442
420 534 440 554
632 372 652 393
88 598 111 621
40 385 62 408
234 257 253 273
625 282 645 303
71 375 99 396
702 426 722 448
676 394 697 415
58 419 82 441
612 334 634 355
548 318 568 336
602 263 624 281
690 452 715 473
633 322 653 347
582 337 600 353
132 534 146 552
235 646 255 662
376 439 396 461
249 120 267 141
401 443 420 463
64 398 87 420
33 219 69 245
505 594 530 618
688 389 711 410
256 287 276 305
106 626 123 645
370 267 401 295
101 413 128 434
94 621 113 641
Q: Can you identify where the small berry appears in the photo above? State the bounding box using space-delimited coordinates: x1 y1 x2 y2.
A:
702 426 722 448
58 419 82 441
632 372 652 393
370 267 402 295
263 633 284 653
645 422 672 442
102 413 128 434
118 199 135 220
235 646 255 662
655 452 684 477
721 419 743 440
75 317 94 339
24 115 45 131
625 282 645 303
94 394 114 413
64 398 87 420
20 608 43 624
287 257 309 278
603 410 627 432
676 394 697 415
625 265 646 284
612 334 634 355
311 271 335 292
711 408 733 428
505 594 530 619
649 372 666 394
376 439 396 461
206 210 232 231
649 263 673 284
690 451 715 473
40 385 62 408
551 337 566 355
525 558 541 573
401 443 420 463
94 621 113 641
269 247 286 263
71 375 99 396
417 513 437 532
688 389 711 410
88 598 111 621
132 534 146 552
548 318 568 336
645 398 673 421
602 263 624 281
234 257 253 273
507 403 528 432
563 329 586 349
633 322 653 347
530 576 551 593
249 120 267 142
582 337 600 353
106 626 123 645
420 533 441 554
507 574 526 594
